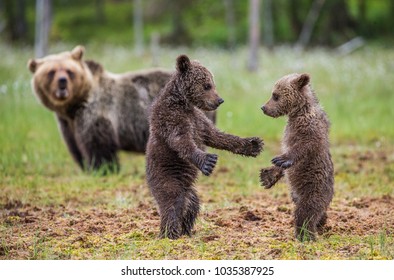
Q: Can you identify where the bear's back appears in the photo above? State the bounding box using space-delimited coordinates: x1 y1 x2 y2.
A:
85 68 172 152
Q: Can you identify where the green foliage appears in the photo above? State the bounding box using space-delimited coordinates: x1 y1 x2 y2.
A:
3 0 394 47
52 1 134 45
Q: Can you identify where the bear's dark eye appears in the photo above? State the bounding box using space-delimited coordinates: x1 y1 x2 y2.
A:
204 84 212 91
66 70 75 80
272 93 279 101
48 70 55 80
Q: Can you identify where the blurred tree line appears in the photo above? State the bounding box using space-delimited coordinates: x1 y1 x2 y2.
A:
1 0 393 49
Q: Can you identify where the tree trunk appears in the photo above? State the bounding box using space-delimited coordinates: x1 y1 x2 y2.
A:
295 0 325 51
319 0 356 45
356 0 366 33
35 0 52 58
288 0 304 39
263 0 274 49
358 0 366 23
3 0 27 41
0 0 4 34
150 32 160 67
167 1 191 45
224 0 236 50
133 0 144 55
247 0 260 72
95 0 106 24
16 0 27 39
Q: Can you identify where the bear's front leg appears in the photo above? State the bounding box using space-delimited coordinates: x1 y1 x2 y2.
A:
239 137 264 157
204 131 263 157
192 151 218 176
200 117 263 157
260 165 284 189
57 115 85 170
272 154 294 169
75 116 120 174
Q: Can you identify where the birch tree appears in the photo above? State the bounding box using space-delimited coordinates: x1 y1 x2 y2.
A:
133 0 144 55
34 0 51 58
247 0 260 72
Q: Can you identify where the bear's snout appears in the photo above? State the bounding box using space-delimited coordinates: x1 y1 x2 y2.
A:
55 77 69 100
261 105 275 117
58 77 68 90
212 97 224 109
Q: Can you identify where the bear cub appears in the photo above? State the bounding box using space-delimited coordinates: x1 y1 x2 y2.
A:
146 55 263 239
260 73 334 241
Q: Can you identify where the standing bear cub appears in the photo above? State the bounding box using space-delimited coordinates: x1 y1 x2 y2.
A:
28 46 173 173
146 55 263 239
260 73 334 241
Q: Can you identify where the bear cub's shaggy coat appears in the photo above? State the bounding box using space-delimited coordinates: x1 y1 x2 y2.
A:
146 55 263 239
260 73 334 241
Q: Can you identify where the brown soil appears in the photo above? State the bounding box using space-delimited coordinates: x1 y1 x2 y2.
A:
1 192 393 259
1 145 393 259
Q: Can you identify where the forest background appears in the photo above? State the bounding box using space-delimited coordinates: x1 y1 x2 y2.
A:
2 0 394 51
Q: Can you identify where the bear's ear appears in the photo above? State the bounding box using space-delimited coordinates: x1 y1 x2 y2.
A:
176 54 191 74
28 59 40 73
71 45 85 61
294 73 310 89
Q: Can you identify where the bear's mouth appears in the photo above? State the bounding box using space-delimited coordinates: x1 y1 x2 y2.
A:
199 99 224 111
262 109 281 118
55 89 69 100
201 103 219 111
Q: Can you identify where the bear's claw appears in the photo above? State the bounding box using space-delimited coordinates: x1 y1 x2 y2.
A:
201 153 218 176
259 166 284 189
272 156 293 169
243 137 264 157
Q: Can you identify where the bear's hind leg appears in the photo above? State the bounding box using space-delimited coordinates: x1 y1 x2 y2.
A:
160 206 182 239
157 188 187 240
316 212 328 234
181 188 200 236
294 200 323 242
76 116 119 174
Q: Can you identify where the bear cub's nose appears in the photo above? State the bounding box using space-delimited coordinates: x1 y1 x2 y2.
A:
261 105 266 113
218 98 224 105
58 77 67 89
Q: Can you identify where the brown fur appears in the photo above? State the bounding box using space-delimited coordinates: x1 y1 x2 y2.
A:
260 73 334 241
28 46 215 172
146 55 263 239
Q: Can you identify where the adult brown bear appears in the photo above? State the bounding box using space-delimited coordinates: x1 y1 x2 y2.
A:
28 46 175 173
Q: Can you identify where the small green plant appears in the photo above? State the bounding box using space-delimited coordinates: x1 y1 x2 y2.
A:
297 218 314 243
30 231 46 260
378 229 394 259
